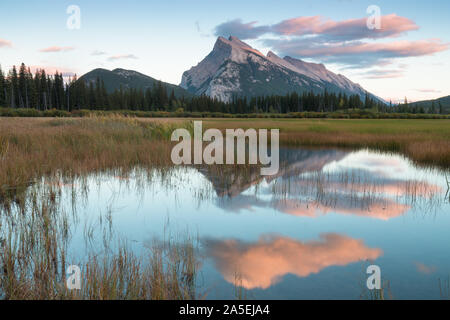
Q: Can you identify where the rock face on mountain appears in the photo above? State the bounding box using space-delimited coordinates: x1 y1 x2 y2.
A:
181 36 379 103
79 68 190 98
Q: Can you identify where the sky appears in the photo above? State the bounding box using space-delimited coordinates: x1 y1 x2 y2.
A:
0 0 449 102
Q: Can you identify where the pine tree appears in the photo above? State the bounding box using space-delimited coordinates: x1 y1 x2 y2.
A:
0 65 6 106
9 66 19 108
431 101 436 114
18 63 29 108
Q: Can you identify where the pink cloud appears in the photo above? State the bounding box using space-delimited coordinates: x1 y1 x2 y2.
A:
216 14 448 68
288 39 448 58
273 14 419 40
108 54 138 61
273 16 324 35
0 38 12 48
415 89 442 93
29 65 76 77
205 234 382 289
360 69 405 79
265 38 449 67
39 46 75 53
216 14 419 41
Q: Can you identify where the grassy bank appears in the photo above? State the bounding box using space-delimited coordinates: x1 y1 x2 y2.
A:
1 117 449 202
1 107 449 120
203 118 450 169
0 116 187 203
1 116 449 180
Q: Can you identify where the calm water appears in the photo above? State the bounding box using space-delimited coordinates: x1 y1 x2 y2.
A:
9 148 450 299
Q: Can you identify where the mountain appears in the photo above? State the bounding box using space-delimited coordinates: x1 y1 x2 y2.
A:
409 95 450 112
79 68 191 98
181 36 381 103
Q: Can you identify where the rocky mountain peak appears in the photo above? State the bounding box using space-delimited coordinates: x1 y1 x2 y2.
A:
181 36 381 103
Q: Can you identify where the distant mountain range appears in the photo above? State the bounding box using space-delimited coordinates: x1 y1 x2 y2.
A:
181 36 382 103
78 36 383 103
78 68 191 98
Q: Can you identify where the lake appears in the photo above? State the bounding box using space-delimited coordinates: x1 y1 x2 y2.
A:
2 147 449 299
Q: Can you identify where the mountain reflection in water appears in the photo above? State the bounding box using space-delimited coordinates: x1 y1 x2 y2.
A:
2 147 448 299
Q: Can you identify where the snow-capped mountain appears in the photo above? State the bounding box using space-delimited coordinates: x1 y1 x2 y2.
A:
181 36 380 102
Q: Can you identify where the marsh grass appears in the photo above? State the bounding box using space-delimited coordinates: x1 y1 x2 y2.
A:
359 263 393 300
203 119 450 169
0 116 190 204
360 280 393 300
439 277 450 300
0 171 201 300
233 273 248 300
270 168 445 218
73 238 199 300
1 117 448 204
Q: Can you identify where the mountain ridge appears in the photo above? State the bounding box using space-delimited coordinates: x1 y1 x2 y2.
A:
409 95 450 111
181 36 382 103
78 68 191 98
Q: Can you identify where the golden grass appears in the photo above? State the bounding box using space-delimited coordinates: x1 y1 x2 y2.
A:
1 116 448 202
0 176 199 300
0 116 185 203
201 118 450 168
1 116 448 203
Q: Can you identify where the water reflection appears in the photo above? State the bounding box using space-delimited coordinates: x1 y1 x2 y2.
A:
204 234 382 290
201 148 348 197
273 198 410 220
1 147 449 299
212 148 444 221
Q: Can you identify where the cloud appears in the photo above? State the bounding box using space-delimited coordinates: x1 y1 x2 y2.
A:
272 14 419 41
29 65 76 77
0 38 12 48
358 69 405 79
283 40 447 58
108 54 138 61
415 89 442 93
91 50 107 56
264 38 449 68
214 14 448 68
215 15 418 41
39 46 75 53
215 19 271 40
205 234 382 289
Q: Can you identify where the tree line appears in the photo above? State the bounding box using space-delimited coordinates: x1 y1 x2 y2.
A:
0 63 446 114
395 97 446 115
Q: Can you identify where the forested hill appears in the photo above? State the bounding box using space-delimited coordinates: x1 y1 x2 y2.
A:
78 68 191 98
408 95 450 113
2 62 448 116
